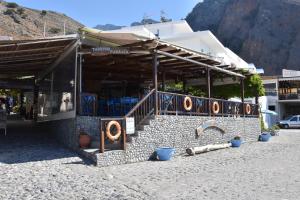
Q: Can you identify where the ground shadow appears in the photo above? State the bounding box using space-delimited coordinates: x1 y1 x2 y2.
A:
0 118 86 165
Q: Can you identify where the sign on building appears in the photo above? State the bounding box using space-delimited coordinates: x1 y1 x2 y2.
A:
126 117 135 135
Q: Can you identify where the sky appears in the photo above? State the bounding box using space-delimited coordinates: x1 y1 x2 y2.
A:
11 0 201 27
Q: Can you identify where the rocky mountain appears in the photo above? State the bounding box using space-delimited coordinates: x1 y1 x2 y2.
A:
186 0 300 75
0 1 83 39
94 19 160 31
94 24 124 31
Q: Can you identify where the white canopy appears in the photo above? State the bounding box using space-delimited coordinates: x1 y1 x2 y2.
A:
104 20 257 73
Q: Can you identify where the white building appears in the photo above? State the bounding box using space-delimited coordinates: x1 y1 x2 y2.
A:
260 69 300 128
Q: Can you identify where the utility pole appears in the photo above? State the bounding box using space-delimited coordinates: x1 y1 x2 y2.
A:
63 21 66 35
43 21 46 38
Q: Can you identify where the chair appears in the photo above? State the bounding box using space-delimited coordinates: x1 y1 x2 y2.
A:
0 110 7 136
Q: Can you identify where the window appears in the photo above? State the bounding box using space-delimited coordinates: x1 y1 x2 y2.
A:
290 117 298 122
37 50 76 121
268 105 275 111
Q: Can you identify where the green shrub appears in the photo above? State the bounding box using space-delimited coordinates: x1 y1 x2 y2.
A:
3 8 14 15
48 27 61 34
16 7 25 15
40 10 47 16
6 2 18 8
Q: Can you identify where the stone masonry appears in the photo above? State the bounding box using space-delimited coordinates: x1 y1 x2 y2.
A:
77 115 261 167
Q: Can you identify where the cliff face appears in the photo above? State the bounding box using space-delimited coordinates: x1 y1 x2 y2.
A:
186 0 300 75
0 1 83 39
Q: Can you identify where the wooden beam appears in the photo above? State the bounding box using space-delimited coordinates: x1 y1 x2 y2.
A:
0 55 57 64
0 46 67 55
157 50 245 78
153 51 158 115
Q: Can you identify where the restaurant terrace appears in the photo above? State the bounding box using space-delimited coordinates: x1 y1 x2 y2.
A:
0 21 261 166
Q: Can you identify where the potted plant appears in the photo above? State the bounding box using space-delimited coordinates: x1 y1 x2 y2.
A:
259 132 271 142
231 136 242 148
156 147 176 161
79 128 91 149
269 125 280 136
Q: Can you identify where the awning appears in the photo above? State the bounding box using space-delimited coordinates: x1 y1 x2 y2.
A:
0 36 77 79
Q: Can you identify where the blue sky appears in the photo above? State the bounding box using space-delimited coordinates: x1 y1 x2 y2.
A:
11 0 201 27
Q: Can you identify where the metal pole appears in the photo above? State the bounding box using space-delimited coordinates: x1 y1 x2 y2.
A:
206 68 211 116
240 78 245 116
152 51 158 115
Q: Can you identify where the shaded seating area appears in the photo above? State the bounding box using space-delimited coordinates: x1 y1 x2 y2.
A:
80 93 139 116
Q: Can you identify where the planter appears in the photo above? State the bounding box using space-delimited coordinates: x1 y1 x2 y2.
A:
156 147 175 161
270 130 279 136
231 139 242 148
259 133 271 142
79 134 91 148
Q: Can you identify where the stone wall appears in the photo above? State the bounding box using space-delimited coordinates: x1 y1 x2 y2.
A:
37 118 77 150
95 115 260 167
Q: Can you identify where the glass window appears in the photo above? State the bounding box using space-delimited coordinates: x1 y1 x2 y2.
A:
290 117 298 122
268 105 275 111
38 73 52 118
37 50 76 120
52 52 76 114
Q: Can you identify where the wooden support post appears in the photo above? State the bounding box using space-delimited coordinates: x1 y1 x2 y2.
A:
122 128 127 151
206 68 211 116
33 80 39 121
100 130 105 153
153 51 158 115
183 80 187 93
240 78 245 116
162 71 166 91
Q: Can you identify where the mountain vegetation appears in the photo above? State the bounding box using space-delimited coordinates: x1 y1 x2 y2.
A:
0 1 83 39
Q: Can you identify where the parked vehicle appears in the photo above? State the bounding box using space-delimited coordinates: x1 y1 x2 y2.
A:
278 115 300 129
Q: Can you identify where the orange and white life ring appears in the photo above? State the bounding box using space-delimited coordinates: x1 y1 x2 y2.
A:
212 101 220 114
106 120 122 141
245 104 251 115
183 96 193 111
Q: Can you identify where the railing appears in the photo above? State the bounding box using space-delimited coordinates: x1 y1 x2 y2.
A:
79 93 97 116
99 117 126 153
279 93 300 100
125 89 155 128
98 90 155 153
157 91 259 117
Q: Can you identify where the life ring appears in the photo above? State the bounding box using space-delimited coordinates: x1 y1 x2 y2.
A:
106 120 122 141
212 101 220 114
183 96 193 111
245 104 251 115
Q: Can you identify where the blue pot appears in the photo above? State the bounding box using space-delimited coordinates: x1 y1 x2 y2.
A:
231 139 242 148
156 147 175 161
259 133 271 142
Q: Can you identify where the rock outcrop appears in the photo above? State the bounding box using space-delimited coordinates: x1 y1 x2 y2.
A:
0 1 83 39
186 0 300 75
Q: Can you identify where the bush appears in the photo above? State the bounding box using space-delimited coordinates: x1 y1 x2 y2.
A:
48 27 61 34
3 8 14 15
16 7 25 15
6 2 18 8
233 136 241 140
40 10 47 16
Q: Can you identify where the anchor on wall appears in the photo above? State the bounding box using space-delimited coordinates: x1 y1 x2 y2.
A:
196 119 226 136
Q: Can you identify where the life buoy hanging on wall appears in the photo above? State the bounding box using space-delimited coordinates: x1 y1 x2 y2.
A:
212 101 220 114
245 104 251 115
183 96 193 111
106 120 122 142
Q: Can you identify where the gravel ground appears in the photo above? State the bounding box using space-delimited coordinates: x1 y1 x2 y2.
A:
1 125 300 200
